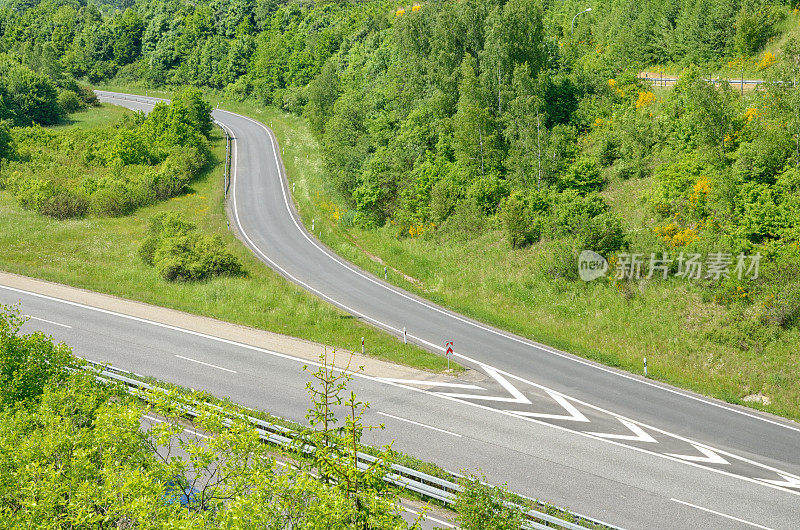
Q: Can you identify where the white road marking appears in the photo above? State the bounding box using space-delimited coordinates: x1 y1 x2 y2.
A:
436 365 531 404
759 473 800 489
402 506 455 528
585 418 658 443
508 391 589 423
24 314 72 328
378 378 485 390
667 445 729 465
175 355 237 374
670 499 775 529
142 415 208 439
377 412 461 438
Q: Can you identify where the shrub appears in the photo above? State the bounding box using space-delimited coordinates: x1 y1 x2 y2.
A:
468 173 509 215
558 158 605 195
57 91 83 114
580 211 626 256
91 181 133 217
39 189 89 219
139 213 244 281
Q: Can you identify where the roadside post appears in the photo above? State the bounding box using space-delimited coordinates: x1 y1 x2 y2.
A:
445 341 453 371
644 357 648 377
384 266 387 280
361 337 365 356
403 327 407 344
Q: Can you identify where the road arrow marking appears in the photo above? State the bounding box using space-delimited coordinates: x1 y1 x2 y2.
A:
666 444 729 465
506 391 589 422
585 418 658 443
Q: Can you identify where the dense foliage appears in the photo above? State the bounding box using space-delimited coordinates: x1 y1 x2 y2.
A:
139 212 245 281
0 307 409 527
0 89 212 218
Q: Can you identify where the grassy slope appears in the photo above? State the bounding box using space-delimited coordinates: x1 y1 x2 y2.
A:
94 85 800 421
0 103 450 372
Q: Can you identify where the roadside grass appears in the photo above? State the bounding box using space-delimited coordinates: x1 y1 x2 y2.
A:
0 103 450 372
94 85 800 421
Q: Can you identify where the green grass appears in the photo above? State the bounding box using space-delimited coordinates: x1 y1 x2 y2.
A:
93 85 800 421
0 103 451 372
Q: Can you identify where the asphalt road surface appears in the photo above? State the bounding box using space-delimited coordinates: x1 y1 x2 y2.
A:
5 90 798 528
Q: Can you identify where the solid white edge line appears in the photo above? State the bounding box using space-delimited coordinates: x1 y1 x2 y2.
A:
670 498 775 530
376 411 461 438
377 378 485 390
402 506 455 528
175 354 237 374
142 415 208 439
24 314 72 328
2 282 800 498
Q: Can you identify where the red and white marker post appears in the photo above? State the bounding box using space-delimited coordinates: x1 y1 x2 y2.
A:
445 341 453 370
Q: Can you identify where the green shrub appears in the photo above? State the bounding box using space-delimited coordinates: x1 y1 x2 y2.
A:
38 189 89 219
57 91 83 114
558 158 605 195
139 213 244 282
580 211 627 256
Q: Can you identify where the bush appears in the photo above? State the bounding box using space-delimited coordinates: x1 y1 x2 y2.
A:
500 190 541 249
140 213 244 281
57 91 83 114
580 211 627 256
558 158 605 195
454 475 524 530
468 173 509 215
91 181 133 217
39 189 89 219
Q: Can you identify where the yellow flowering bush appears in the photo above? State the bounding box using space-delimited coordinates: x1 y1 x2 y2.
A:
412 4 420 11
635 91 656 109
758 51 776 70
608 78 617 87
396 7 405 16
745 107 758 123
653 223 698 247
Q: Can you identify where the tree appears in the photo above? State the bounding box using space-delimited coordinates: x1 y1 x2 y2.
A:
453 54 500 182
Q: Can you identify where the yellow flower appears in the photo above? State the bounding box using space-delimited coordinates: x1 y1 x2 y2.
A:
412 4 420 11
593 117 604 127
396 7 405 16
635 91 656 109
745 107 758 122
608 78 617 87
758 51 776 70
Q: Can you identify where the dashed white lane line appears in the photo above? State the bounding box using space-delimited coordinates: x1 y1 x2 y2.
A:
175 355 237 374
377 411 461 438
670 499 775 530
24 314 72 328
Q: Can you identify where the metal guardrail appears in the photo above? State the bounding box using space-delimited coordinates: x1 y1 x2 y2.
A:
87 362 622 529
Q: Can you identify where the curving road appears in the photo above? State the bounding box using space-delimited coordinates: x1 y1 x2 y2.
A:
11 90 796 527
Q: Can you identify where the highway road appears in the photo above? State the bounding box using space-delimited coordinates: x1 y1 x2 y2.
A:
4 90 798 527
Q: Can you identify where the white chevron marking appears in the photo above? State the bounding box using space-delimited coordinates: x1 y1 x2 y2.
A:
666 444 729 465
435 365 531 404
585 418 658 443
506 391 589 422
758 473 800 489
